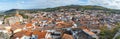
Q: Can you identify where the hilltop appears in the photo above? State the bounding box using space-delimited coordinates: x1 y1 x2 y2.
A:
3 5 120 15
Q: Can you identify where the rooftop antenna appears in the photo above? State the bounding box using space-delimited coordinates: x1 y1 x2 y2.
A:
16 1 24 14
16 2 20 15
16 10 19 16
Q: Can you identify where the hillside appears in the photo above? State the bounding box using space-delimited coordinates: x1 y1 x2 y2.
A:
3 5 120 15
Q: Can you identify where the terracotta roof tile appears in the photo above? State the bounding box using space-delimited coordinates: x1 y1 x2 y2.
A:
62 34 74 39
26 23 32 27
24 31 32 36
33 30 47 39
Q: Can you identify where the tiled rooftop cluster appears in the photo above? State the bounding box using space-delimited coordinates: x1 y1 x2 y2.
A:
0 9 120 39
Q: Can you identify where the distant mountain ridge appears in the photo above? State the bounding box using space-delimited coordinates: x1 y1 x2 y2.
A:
3 5 120 15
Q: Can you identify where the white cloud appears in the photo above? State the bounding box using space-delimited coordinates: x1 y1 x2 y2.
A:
32 0 120 9
26 0 88 8
0 0 120 10
88 0 120 9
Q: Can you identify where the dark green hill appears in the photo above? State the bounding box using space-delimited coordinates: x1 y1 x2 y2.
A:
3 5 120 15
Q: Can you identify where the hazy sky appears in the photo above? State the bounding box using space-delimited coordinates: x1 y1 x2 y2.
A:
0 0 120 10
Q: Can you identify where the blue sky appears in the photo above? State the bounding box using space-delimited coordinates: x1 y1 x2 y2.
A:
0 0 120 10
